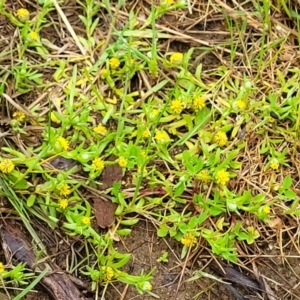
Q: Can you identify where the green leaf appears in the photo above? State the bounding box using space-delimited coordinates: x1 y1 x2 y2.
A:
112 253 131 268
283 175 292 189
237 232 248 241
26 194 36 208
169 227 177 237
157 251 168 263
209 206 224 216
9 176 29 189
284 189 296 199
181 245 188 259
229 161 242 169
1 147 27 160
116 229 131 236
213 148 221 165
157 224 168 237
178 223 187 233
119 218 139 226
197 211 208 225
188 216 198 229
174 181 185 197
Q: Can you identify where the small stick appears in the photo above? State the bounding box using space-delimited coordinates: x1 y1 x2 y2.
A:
52 0 86 56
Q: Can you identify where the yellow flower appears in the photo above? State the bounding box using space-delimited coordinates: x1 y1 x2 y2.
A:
263 206 271 214
92 158 105 171
268 116 275 123
142 281 152 291
109 57 120 69
0 262 5 274
197 169 211 183
137 166 145 174
29 31 38 41
82 216 90 225
215 169 230 185
58 184 71 196
155 129 170 144
101 266 114 281
237 99 246 110
56 136 69 151
170 99 183 114
193 96 206 110
214 131 228 146
0 159 15 174
16 8 29 22
93 124 107 136
181 232 197 247
118 157 128 168
13 111 25 122
165 0 175 4
170 52 183 64
149 109 159 120
270 159 279 170
140 151 147 158
142 129 150 138
58 199 68 209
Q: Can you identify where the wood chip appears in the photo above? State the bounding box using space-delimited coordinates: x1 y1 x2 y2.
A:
92 197 117 228
0 220 86 300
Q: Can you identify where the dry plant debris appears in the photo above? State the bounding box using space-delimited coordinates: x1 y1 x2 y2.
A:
0 0 300 299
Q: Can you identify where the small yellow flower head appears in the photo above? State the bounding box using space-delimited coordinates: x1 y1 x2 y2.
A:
13 111 25 122
118 157 128 168
142 281 152 291
142 129 150 138
16 8 29 22
237 99 247 110
82 216 90 225
193 96 206 110
58 199 68 210
92 158 105 171
109 57 120 69
170 52 183 64
214 131 228 146
0 159 15 174
268 116 275 123
149 109 159 120
170 99 184 114
216 169 230 186
270 159 279 170
100 68 110 79
56 136 69 151
197 169 211 183
0 262 5 274
58 184 71 197
93 124 108 136
29 31 38 41
140 151 147 158
263 206 271 214
181 232 197 247
155 129 170 144
101 266 114 281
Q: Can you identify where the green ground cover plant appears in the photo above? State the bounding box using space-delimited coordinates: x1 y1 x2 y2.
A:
0 0 300 299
